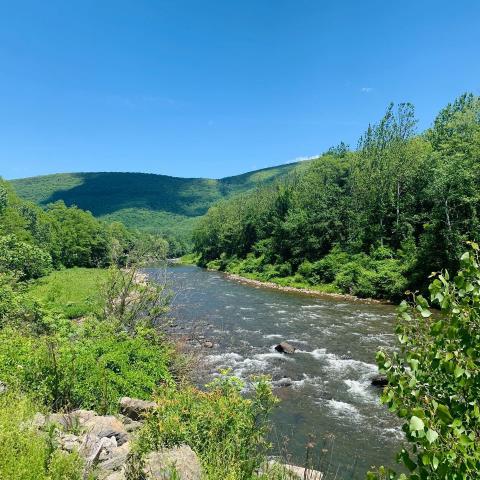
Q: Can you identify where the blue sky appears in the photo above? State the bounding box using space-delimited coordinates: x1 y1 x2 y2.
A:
1 0 479 180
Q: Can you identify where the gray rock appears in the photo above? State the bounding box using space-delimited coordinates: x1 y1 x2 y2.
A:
98 441 131 471
274 377 293 388
265 460 323 479
203 341 214 348
144 445 202 480
119 397 156 421
83 415 129 445
0 381 7 394
275 342 296 354
103 472 126 480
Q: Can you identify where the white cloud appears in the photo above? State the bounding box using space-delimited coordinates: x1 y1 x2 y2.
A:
361 87 374 93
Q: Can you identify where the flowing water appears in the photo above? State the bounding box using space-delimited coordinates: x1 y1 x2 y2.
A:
148 265 404 478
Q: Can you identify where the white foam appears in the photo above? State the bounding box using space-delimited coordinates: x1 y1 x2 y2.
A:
277 310 288 314
327 399 361 419
264 334 283 339
344 379 376 402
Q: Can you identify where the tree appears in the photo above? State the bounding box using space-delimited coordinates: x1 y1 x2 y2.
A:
371 243 480 479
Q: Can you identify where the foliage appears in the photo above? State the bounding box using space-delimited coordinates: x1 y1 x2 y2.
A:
193 94 480 301
0 315 173 414
0 234 52 279
371 244 480 479
27 268 109 319
0 393 83 480
10 164 302 250
137 373 278 480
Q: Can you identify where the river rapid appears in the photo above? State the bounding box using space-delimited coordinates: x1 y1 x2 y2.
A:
148 265 404 478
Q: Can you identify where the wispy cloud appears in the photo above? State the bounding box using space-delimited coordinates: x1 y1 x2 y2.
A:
360 87 374 93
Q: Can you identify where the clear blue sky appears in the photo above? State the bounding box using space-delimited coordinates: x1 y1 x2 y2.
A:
1 0 479 180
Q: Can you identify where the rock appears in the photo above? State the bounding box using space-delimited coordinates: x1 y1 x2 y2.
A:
98 441 131 471
275 342 296 354
119 397 156 421
274 377 293 388
371 374 388 387
84 415 129 445
103 472 126 480
203 341 214 348
0 381 7 394
144 445 202 480
265 460 323 479
59 433 82 452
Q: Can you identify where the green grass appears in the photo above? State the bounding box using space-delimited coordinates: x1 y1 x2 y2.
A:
178 253 201 264
27 268 109 318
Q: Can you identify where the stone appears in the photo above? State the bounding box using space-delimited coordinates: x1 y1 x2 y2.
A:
203 341 214 348
274 377 293 387
98 441 131 471
84 415 129 445
371 374 388 387
0 381 7 394
265 460 323 479
144 445 202 480
103 472 126 480
275 342 296 354
119 397 156 421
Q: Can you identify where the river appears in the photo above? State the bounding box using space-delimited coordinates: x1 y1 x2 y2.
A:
148 265 404 479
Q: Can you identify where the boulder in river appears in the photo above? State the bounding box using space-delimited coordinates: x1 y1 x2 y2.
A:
275 342 296 354
371 374 388 387
273 377 293 388
203 341 214 348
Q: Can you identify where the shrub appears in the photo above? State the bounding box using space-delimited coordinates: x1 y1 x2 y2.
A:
0 234 52 280
138 373 278 480
0 319 173 414
371 244 480 479
0 393 83 480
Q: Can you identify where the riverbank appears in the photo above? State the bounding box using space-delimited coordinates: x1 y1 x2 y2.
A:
178 255 393 304
222 272 390 304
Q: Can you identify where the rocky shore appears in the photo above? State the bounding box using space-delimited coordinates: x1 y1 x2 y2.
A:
223 272 388 305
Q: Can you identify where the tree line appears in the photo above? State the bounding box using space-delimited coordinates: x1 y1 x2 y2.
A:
193 93 480 300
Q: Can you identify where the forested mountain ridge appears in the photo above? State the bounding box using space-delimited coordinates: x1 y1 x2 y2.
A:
193 93 480 300
10 163 303 252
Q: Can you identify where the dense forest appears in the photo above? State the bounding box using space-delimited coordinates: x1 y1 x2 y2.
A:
11 163 301 255
193 94 480 300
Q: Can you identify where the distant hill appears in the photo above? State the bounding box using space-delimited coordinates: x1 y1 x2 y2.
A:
10 162 305 248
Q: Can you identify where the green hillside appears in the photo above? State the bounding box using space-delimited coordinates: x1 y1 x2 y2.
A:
9 162 303 249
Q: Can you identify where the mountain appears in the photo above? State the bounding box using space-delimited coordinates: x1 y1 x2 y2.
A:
9 162 304 248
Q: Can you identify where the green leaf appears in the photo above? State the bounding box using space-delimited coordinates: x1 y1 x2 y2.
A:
454 365 465 378
409 416 424 431
436 404 453 424
426 428 438 444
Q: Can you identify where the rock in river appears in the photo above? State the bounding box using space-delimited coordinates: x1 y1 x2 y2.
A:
275 342 296 354
371 374 388 387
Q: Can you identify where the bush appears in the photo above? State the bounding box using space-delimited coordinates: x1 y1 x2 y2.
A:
0 319 173 414
371 244 480 479
0 234 52 280
0 393 83 480
138 373 278 480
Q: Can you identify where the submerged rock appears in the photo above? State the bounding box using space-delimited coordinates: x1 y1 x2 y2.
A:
275 342 296 354
273 377 293 388
371 374 388 387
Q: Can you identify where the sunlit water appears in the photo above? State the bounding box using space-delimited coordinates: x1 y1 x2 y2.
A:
147 265 404 478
